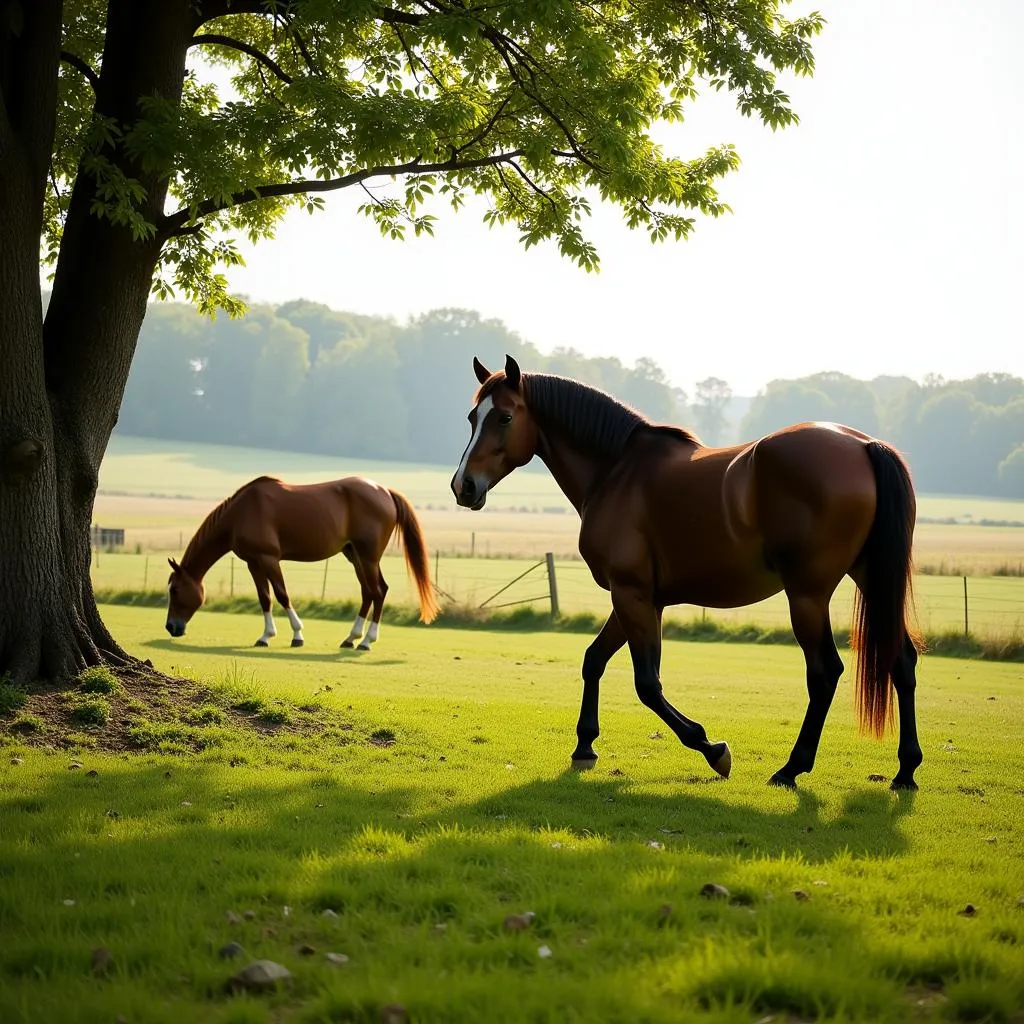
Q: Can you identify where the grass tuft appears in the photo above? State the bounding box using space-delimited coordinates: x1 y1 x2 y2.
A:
77 664 122 694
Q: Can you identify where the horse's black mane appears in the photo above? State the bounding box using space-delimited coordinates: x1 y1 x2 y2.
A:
477 372 700 459
512 373 699 460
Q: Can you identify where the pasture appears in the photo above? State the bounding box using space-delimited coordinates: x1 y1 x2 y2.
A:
2 606 1023 1023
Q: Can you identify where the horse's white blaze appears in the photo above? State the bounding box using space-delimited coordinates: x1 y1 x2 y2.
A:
286 606 303 639
258 610 276 644
454 395 493 492
345 615 366 642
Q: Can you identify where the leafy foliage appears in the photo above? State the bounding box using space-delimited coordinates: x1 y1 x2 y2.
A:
49 0 824 315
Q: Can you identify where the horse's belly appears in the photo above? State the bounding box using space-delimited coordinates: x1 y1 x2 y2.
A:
659 566 783 610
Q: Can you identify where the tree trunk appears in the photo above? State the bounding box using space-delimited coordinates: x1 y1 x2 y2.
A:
0 0 196 684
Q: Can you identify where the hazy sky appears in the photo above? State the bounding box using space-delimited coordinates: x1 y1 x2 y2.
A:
222 0 1024 398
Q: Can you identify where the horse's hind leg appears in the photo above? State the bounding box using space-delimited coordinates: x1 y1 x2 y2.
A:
264 559 304 648
339 545 372 648
571 612 626 767
769 591 844 788
611 584 731 778
358 561 389 651
889 634 922 791
247 561 276 647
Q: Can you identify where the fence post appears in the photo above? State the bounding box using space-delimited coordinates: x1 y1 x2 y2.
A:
963 576 969 637
321 559 329 600
434 550 439 588
230 557 235 597
143 556 149 591
545 552 559 618
471 532 475 557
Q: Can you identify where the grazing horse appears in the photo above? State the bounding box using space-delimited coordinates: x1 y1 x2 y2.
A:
452 355 924 791
166 476 438 649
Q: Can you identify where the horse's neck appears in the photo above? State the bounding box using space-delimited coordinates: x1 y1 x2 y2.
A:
536 432 610 514
181 526 231 582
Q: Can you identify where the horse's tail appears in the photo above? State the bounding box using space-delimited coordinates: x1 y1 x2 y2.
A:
851 441 923 737
389 489 439 624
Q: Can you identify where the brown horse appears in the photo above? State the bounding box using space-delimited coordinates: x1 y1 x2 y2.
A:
166 476 438 649
452 355 924 791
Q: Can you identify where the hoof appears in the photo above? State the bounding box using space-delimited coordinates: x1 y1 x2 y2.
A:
356 642 372 652
290 638 304 648
570 757 598 771
890 776 919 792
709 742 732 779
340 639 355 649
254 639 269 648
767 771 797 789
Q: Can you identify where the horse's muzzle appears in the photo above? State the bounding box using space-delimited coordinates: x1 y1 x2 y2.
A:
453 473 487 510
165 619 186 638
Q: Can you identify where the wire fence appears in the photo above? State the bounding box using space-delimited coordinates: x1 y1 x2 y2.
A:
93 548 1024 639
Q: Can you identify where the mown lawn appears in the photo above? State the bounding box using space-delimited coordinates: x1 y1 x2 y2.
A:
1 606 1023 1023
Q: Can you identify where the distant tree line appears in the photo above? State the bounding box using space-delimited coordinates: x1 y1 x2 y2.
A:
116 299 1023 497
740 371 1024 499
117 300 720 466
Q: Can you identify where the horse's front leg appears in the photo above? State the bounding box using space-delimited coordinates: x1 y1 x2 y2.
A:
571 612 626 768
247 561 277 647
265 560 304 648
610 583 731 779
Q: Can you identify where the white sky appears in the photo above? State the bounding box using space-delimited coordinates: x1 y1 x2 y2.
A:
223 0 1024 398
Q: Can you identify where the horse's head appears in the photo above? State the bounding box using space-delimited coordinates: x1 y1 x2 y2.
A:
165 558 204 637
452 354 538 510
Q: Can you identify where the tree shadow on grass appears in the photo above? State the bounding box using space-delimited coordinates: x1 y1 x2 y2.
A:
1 754 988 1024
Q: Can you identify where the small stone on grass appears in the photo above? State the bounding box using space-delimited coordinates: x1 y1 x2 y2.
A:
226 960 291 994
218 942 245 960
700 883 730 900
325 952 350 965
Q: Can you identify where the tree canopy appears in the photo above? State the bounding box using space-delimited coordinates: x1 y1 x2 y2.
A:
47 0 823 312
1 0 823 682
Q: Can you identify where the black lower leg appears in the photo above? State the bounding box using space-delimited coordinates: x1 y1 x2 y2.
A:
571 615 625 764
890 636 922 791
770 601 843 788
636 676 728 774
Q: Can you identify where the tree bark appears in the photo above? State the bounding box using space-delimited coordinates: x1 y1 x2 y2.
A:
0 0 196 683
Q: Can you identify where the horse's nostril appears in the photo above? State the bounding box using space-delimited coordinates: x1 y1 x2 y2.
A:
462 477 476 498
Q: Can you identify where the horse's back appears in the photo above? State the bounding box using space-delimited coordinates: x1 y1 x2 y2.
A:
229 476 396 561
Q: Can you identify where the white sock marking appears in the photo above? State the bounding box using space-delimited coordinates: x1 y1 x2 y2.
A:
258 610 276 644
454 395 492 494
345 615 366 641
286 606 303 640
366 621 380 643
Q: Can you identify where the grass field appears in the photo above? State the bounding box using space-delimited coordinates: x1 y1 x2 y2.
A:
2 606 1023 1022
92 550 1024 640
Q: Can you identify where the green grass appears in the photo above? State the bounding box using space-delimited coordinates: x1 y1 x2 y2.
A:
1 606 1023 1022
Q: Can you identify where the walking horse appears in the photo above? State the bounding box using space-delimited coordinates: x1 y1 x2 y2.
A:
166 476 438 649
451 355 924 790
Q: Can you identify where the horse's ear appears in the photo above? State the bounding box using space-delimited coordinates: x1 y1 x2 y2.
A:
168 557 180 573
504 354 521 390
472 356 491 384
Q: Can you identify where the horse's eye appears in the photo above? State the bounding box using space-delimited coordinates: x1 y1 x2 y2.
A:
498 411 512 426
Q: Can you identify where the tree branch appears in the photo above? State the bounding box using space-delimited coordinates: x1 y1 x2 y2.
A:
190 33 293 85
60 50 100 91
160 148 527 237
